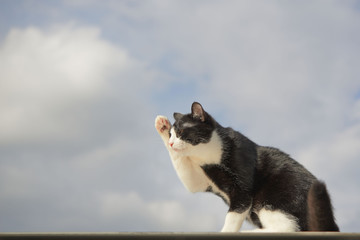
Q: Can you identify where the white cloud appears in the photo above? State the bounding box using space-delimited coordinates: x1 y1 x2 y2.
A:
295 121 360 179
0 25 142 144
99 191 218 231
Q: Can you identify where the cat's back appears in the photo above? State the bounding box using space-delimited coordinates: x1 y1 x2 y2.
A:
255 146 315 181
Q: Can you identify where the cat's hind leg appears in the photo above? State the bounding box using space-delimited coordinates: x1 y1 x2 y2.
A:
155 115 171 144
243 208 299 232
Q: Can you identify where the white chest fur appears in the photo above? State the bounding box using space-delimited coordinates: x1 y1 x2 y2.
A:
168 131 229 204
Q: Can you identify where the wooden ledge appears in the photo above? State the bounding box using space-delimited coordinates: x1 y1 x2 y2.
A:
0 232 359 240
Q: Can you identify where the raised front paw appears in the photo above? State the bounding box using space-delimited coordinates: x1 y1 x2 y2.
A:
155 115 171 135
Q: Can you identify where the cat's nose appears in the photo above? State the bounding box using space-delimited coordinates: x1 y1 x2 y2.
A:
169 142 174 148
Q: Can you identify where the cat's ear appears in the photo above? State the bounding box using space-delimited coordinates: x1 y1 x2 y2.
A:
173 112 183 121
191 102 206 122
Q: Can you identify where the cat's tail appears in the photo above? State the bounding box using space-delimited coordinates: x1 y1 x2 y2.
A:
307 180 339 231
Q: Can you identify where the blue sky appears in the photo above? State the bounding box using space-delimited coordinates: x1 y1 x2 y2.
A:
0 0 360 232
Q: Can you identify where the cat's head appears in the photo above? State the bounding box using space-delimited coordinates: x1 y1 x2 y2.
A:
169 102 215 153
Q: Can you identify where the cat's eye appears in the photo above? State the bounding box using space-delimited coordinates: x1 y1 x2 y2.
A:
178 129 184 135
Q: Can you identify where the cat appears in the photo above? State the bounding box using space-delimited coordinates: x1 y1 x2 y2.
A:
155 102 339 232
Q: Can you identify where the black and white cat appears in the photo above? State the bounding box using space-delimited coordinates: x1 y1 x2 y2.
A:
155 102 339 232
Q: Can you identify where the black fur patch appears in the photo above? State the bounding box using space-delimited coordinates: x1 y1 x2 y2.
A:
307 181 339 231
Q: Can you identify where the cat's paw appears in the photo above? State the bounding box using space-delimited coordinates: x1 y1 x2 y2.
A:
155 115 171 135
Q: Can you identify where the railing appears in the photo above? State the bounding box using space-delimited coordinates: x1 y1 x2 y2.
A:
0 232 359 240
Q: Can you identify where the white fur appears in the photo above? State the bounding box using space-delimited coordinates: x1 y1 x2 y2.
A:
243 208 299 232
168 127 223 165
155 116 227 198
182 122 197 128
168 127 227 196
221 209 250 232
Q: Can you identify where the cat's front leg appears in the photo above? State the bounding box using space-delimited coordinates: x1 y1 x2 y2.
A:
155 115 171 145
221 209 250 232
